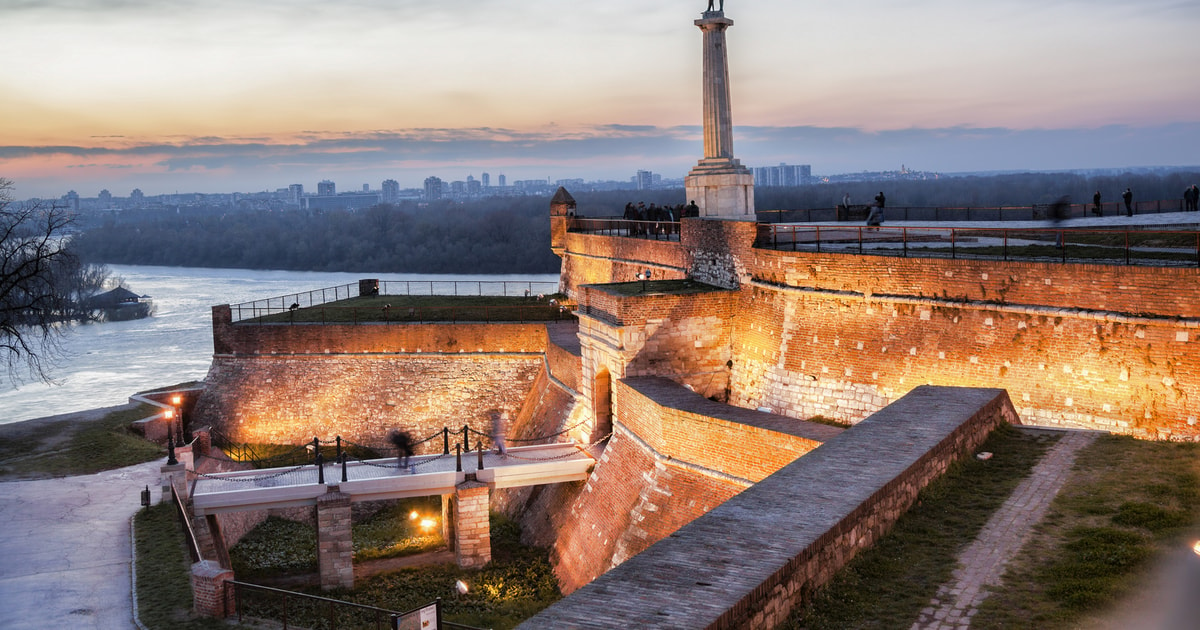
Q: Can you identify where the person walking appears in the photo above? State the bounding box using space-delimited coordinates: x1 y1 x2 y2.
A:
1122 188 1133 217
1092 190 1102 216
491 411 509 458
389 430 414 472
874 191 886 209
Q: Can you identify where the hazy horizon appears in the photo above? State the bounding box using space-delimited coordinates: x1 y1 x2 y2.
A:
4 0 1198 199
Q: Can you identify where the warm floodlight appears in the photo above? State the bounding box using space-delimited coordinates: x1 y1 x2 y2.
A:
171 394 182 406
455 580 469 595
410 511 419 521
1193 540 1200 557
164 409 174 420
420 518 436 530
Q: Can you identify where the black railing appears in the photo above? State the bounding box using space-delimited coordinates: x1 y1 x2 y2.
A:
567 218 681 241
755 225 1200 267
170 483 203 564
756 199 1190 223
230 280 561 323
231 303 577 325
226 582 490 630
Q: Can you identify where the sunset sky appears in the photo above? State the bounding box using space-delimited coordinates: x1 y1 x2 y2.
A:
3 0 1198 198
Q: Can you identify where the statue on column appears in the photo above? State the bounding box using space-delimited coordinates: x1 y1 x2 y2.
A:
706 0 724 14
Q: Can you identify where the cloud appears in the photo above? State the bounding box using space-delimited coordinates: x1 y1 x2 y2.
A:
4 122 1199 198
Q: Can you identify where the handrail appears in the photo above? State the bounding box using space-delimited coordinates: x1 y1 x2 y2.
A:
754 224 1200 267
755 198 1189 223
230 280 562 323
170 483 204 564
232 303 577 325
567 218 680 241
226 581 491 630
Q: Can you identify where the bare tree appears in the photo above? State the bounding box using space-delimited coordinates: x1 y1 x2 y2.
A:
0 178 81 383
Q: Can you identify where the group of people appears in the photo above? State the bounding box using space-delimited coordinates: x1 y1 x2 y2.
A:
622 201 699 236
1185 185 1200 212
1092 189 1138 216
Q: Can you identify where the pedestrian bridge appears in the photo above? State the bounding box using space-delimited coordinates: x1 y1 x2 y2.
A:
191 442 596 516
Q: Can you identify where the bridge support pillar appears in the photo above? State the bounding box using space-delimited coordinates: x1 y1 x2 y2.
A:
441 493 455 552
453 481 491 568
316 488 354 590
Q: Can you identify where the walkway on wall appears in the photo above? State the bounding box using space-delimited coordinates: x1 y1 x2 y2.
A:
191 442 596 516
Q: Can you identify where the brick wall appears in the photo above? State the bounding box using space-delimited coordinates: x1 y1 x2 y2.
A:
518 387 1017 629
316 490 354 590
559 232 688 298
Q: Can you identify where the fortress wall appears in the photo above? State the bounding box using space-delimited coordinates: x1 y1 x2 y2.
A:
194 353 542 446
519 387 1017 629
559 232 687 297
733 251 1200 438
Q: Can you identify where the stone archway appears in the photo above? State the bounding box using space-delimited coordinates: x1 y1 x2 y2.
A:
593 369 613 442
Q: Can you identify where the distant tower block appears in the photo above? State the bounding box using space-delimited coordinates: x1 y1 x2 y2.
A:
685 11 755 220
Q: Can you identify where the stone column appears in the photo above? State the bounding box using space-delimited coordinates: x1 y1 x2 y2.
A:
685 11 755 220
316 488 354 590
453 481 492 568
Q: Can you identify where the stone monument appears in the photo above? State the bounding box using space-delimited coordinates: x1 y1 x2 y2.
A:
685 3 755 220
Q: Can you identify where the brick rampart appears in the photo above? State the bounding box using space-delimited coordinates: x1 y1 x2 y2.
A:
559 232 687 298
518 386 1017 629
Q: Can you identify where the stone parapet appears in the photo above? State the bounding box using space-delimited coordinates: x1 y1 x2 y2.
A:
191 560 234 618
316 489 354 590
454 481 492 568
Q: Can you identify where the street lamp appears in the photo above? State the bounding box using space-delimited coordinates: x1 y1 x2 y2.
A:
636 269 652 293
170 394 186 442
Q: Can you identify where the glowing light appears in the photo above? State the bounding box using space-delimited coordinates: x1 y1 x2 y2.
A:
455 580 469 595
1192 541 1200 557
420 518 437 530
164 409 174 420
410 511 419 521
171 394 183 406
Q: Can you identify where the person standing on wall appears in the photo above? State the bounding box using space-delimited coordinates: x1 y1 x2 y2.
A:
874 191 886 209
1092 190 1102 216
1122 188 1134 217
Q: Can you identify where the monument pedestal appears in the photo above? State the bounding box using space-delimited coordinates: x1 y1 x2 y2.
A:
686 161 755 220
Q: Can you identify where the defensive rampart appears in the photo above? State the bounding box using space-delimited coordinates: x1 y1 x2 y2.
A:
519 386 1018 629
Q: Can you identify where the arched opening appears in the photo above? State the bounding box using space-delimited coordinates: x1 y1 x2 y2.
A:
593 369 613 442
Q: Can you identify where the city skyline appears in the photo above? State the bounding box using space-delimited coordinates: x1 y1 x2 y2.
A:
3 0 1198 198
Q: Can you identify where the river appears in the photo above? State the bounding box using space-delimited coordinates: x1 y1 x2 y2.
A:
0 265 560 425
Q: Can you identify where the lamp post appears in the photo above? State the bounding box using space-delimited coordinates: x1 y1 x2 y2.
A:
636 269 652 293
170 394 186 443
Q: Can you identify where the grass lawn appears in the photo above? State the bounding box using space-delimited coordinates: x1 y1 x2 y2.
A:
230 511 559 630
134 503 248 629
784 425 1060 630
972 435 1199 629
0 403 164 479
248 294 574 324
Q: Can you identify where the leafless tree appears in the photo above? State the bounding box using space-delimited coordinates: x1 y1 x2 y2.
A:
0 178 81 383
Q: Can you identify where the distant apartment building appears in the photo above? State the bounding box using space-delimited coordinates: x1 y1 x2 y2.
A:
303 193 380 212
317 180 336 196
753 163 812 187
62 190 80 212
98 189 113 207
467 178 482 196
424 176 444 201
288 184 304 205
129 188 145 207
498 174 506 188
481 172 490 188
636 170 655 190
381 179 400 203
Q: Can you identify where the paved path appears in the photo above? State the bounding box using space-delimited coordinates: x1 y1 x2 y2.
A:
0 459 164 630
910 430 1097 630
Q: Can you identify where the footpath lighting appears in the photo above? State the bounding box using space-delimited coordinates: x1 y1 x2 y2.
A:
1192 540 1200 557
455 580 469 596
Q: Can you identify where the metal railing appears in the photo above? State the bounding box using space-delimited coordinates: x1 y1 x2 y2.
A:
755 225 1200 267
230 280 563 323
226 582 490 630
231 303 577 325
756 199 1190 223
568 218 681 241
170 483 203 564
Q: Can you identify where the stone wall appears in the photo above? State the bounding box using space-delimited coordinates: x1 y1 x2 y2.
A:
559 232 687 299
518 386 1018 629
193 317 552 446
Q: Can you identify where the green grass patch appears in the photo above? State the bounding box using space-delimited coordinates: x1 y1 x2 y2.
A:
251 294 574 324
353 498 445 562
230 516 319 579
0 404 163 479
972 435 1200 629
134 502 245 629
784 425 1059 630
234 512 559 630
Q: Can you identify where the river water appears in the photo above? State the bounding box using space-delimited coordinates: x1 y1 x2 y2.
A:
0 265 559 425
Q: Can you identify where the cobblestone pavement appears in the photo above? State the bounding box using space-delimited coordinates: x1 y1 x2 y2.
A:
910 430 1098 630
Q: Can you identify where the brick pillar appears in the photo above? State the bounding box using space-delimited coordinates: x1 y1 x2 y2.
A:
191 560 234 618
453 481 491 568
316 488 354 590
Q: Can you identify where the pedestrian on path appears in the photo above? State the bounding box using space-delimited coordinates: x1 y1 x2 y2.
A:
389 430 414 471
1092 190 1102 215
1123 188 1134 216
491 411 509 457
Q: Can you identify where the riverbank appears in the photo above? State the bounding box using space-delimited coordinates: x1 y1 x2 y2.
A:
0 403 162 481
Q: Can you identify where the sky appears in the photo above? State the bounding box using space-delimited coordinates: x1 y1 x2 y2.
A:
2 0 1198 199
